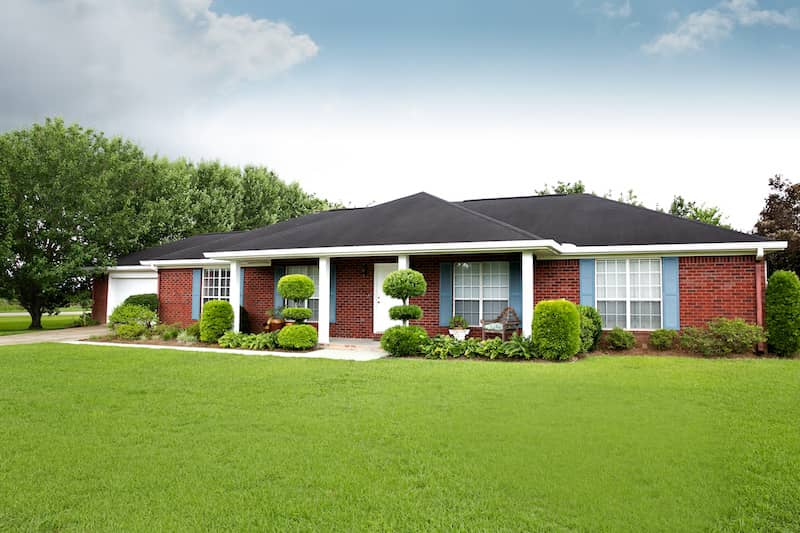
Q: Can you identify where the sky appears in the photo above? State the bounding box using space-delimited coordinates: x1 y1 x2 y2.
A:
1 0 799 231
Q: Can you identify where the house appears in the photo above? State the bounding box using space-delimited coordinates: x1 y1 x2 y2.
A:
92 192 786 343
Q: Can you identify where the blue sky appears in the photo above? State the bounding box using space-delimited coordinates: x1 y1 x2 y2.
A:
1 0 799 229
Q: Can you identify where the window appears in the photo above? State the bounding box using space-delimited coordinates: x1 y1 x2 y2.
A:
596 258 661 330
283 265 320 321
453 261 509 326
202 268 230 304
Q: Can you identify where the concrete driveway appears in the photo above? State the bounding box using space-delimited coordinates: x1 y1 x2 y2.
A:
0 325 108 346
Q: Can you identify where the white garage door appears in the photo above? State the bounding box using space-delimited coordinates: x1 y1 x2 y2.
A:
107 273 159 320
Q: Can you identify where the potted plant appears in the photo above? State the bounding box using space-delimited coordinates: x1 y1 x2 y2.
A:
264 307 285 332
448 315 470 341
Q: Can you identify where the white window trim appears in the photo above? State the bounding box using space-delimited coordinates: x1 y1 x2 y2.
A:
595 258 663 331
282 265 320 323
452 261 510 327
201 267 231 306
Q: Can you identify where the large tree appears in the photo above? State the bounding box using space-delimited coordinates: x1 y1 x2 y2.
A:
0 118 336 328
668 195 730 228
755 175 800 275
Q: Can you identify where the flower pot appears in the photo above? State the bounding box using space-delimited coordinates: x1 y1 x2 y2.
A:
449 328 469 341
266 319 285 332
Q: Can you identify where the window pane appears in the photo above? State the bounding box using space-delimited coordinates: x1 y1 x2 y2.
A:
455 300 480 326
631 301 661 329
308 298 319 322
597 301 626 329
202 268 231 304
482 300 508 322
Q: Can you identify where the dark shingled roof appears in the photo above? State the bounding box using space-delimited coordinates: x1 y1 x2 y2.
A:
116 192 767 264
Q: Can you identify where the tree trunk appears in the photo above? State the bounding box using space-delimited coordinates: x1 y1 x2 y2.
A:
28 306 43 330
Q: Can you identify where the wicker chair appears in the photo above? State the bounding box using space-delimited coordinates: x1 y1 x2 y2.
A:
480 307 521 341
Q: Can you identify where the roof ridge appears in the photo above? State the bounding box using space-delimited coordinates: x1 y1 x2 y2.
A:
444 198 543 240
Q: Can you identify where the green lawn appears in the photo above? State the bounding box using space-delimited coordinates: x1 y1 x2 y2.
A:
1 345 798 531
0 314 80 336
0 304 86 313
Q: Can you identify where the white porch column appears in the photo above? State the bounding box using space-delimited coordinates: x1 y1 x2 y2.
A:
397 255 410 270
317 256 331 344
230 261 241 332
522 252 535 337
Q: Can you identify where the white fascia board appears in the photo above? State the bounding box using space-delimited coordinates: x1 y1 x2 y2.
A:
202 240 561 260
107 265 157 273
556 241 788 256
140 259 231 269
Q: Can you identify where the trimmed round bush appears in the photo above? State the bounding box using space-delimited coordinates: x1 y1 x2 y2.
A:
277 324 318 350
282 307 313 322
122 293 159 313
765 270 800 356
109 303 157 329
199 300 234 343
115 323 147 339
382 269 427 303
277 274 315 301
380 325 429 356
531 299 581 360
389 304 423 322
605 327 636 351
649 328 677 350
578 305 602 353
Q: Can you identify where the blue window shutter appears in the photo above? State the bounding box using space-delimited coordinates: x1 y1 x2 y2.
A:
191 269 202 320
579 259 595 306
330 264 336 323
240 267 245 307
509 259 522 323
273 265 285 309
439 262 453 327
662 257 680 330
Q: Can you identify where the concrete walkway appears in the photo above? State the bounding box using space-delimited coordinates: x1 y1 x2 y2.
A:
65 340 386 362
0 325 108 346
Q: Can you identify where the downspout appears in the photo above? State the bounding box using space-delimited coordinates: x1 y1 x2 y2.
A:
755 247 765 353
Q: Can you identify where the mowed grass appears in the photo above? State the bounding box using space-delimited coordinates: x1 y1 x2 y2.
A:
0 315 79 336
1 345 798 531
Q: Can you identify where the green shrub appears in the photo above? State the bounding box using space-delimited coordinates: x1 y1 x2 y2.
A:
680 318 765 356
605 327 636 351
282 307 313 322
277 324 318 350
109 304 157 328
176 330 197 343
448 315 469 329
115 323 146 339
382 269 427 303
765 270 800 356
199 300 234 343
479 337 506 359
531 299 581 360
502 334 535 359
218 331 248 348
421 335 459 359
241 332 279 350
649 329 677 351
578 305 602 353
73 312 99 327
185 322 200 338
389 305 423 322
123 293 158 313
154 323 181 341
380 325 428 356
277 274 315 301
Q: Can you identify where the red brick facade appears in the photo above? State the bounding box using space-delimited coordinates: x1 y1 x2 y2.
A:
534 259 580 305
91 275 108 324
679 256 765 328
158 269 194 326
147 254 765 339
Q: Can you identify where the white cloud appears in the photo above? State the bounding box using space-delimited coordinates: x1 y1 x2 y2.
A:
0 0 318 126
643 0 799 55
600 1 632 19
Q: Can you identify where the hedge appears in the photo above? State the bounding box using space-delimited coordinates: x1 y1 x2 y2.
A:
380 325 428 356
765 270 800 356
531 299 581 360
199 300 234 343
277 324 318 350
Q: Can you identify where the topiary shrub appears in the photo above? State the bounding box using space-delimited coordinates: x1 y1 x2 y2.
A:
531 299 581 360
277 324 318 350
382 269 427 325
277 274 315 301
578 305 602 353
765 270 800 356
680 318 765 356
380 325 429 356
123 293 159 313
605 327 636 351
649 329 677 351
199 300 234 343
282 307 313 322
389 305 423 322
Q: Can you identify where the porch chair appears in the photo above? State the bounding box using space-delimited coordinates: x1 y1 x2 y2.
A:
480 306 521 341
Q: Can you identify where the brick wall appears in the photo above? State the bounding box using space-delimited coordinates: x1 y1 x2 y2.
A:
91 275 108 324
242 267 274 333
679 256 763 327
409 256 449 337
534 259 580 304
158 269 194 326
330 259 377 338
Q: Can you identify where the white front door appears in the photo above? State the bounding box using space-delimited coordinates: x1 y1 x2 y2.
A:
373 263 402 333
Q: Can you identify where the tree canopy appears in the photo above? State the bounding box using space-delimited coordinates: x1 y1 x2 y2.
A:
755 175 800 275
0 118 337 328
